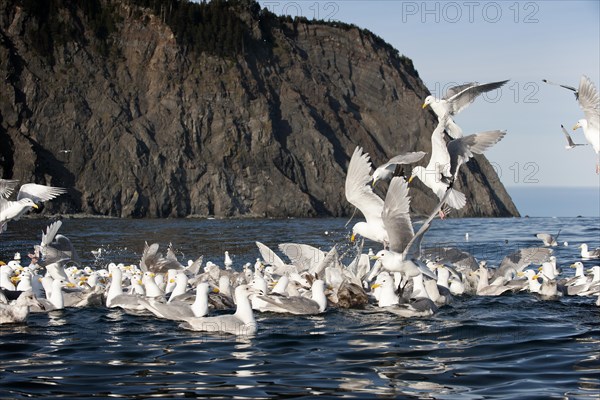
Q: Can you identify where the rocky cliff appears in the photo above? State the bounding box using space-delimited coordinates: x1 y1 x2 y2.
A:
0 0 519 218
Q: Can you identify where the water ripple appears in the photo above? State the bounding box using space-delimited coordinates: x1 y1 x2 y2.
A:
1 218 599 398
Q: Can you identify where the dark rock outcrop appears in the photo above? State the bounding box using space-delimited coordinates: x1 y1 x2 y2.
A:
0 0 519 218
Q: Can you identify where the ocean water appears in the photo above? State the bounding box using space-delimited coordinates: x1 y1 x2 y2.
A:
1 217 599 399
507 186 600 218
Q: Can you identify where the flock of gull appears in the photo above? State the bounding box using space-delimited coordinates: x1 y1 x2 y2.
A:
1 76 599 336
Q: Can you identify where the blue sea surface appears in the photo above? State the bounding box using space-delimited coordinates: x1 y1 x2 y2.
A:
1 217 599 399
507 186 600 217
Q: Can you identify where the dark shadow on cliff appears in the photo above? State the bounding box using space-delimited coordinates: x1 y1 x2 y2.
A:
26 137 82 213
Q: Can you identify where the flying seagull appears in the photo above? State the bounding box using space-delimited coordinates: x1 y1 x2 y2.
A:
0 180 67 233
542 79 579 99
345 146 388 245
571 76 600 173
422 80 509 138
561 125 587 149
371 151 427 186
409 117 506 217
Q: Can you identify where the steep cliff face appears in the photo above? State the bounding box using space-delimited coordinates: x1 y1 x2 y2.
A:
0 0 519 218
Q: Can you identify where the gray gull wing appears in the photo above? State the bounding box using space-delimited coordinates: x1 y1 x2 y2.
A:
382 176 414 253
496 247 553 278
403 188 452 260
0 179 19 198
447 130 506 178
279 243 326 273
447 80 509 115
17 183 67 202
345 147 384 224
577 75 600 130
443 82 478 100
561 125 586 147
542 79 578 99
256 241 287 270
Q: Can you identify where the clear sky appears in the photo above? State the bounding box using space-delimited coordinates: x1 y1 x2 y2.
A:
258 0 600 191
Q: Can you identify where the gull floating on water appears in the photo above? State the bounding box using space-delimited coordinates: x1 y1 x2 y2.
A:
0 291 44 324
370 273 399 307
580 243 600 259
105 267 146 311
140 281 210 321
32 278 69 312
538 274 563 301
253 279 327 315
534 230 561 247
224 251 233 269
180 284 257 336
474 263 513 296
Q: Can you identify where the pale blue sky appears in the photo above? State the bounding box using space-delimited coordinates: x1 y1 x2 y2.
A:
258 0 600 190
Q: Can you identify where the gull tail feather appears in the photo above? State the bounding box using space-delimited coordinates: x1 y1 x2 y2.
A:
446 188 466 210
445 118 463 139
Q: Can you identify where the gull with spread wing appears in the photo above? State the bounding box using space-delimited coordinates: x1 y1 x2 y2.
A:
422 80 509 139
571 76 600 173
371 151 427 186
446 129 507 183
561 124 587 149
410 121 506 217
542 78 579 99
409 117 464 215
34 220 80 266
345 146 388 245
0 179 67 233
371 176 444 281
